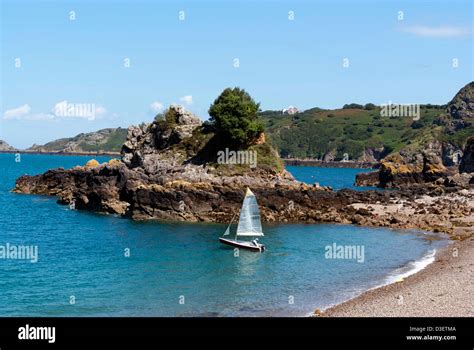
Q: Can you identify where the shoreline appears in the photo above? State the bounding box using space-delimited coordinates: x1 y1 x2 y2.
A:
284 158 380 169
319 237 473 317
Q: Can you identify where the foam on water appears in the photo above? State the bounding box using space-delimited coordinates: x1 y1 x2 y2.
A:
384 249 437 284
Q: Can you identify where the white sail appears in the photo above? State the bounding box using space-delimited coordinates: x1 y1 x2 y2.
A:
236 188 263 237
223 224 230 236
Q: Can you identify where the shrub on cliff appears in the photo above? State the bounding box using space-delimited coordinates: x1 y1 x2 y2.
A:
208 87 264 146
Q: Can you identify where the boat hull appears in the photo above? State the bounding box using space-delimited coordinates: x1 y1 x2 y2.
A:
219 238 265 252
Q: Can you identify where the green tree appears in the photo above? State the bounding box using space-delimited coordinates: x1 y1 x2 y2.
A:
342 103 364 109
209 87 264 145
364 103 377 110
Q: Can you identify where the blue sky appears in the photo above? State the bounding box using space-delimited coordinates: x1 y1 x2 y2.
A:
1 0 472 148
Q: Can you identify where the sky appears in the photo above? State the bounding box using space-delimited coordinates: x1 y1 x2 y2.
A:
1 0 473 148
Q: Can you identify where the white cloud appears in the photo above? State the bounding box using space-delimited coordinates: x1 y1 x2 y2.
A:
150 101 164 112
179 95 193 105
3 104 31 119
400 25 470 38
3 101 109 121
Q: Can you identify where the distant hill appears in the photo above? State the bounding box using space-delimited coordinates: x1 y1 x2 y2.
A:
260 83 473 162
26 128 127 154
354 82 474 188
0 140 17 152
260 106 447 161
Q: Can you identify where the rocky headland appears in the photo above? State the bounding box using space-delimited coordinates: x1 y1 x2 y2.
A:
356 82 474 190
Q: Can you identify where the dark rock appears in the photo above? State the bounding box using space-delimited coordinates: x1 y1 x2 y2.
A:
355 171 379 187
460 136 474 173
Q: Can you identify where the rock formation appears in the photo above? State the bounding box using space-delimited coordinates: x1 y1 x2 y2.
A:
14 105 304 222
460 136 474 173
436 82 474 132
356 82 474 188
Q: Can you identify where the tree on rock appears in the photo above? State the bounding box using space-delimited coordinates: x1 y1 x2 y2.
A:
208 87 264 146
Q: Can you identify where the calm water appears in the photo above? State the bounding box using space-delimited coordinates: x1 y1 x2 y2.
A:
287 165 377 190
0 153 448 316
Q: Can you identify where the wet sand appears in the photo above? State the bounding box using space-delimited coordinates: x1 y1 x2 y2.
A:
321 238 474 317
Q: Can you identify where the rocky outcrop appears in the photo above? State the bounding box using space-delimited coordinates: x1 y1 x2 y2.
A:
460 136 474 173
442 142 463 166
357 147 462 188
0 140 17 152
356 82 474 188
322 149 336 162
13 162 474 239
354 171 379 186
444 172 474 188
436 82 474 132
13 156 318 221
14 104 301 221
357 147 384 163
121 105 203 172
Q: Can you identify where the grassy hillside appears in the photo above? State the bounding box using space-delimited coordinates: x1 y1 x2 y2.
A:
261 105 448 160
28 128 127 153
78 129 128 152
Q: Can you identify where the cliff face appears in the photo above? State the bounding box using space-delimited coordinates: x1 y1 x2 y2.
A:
460 137 474 174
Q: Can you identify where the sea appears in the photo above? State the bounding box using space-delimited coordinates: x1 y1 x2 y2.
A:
0 153 449 316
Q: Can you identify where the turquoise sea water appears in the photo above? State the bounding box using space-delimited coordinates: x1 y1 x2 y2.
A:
0 153 448 316
287 165 377 190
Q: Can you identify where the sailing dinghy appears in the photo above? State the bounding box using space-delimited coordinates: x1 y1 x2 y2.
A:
219 188 265 252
